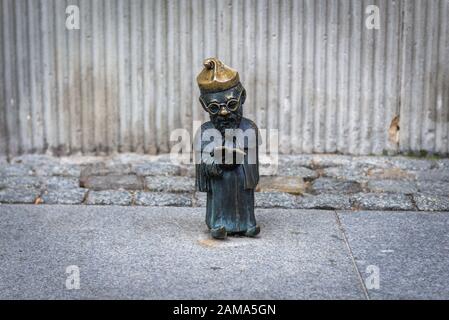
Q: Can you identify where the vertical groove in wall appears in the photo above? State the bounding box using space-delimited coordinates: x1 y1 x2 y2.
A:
159 0 169 152
40 0 53 153
445 0 449 155
53 0 65 154
1 0 448 156
105 0 118 153
153 0 161 150
411 0 424 151
242 0 250 119
7 0 20 155
117 0 129 152
201 0 215 124
26 0 42 153
326 0 337 152
336 0 349 153
302 0 314 153
14 0 28 154
384 0 401 154
230 0 239 71
267 0 279 151
278 0 291 154
129 0 142 152
436 0 449 154
348 0 360 154
166 0 175 150
179 0 192 137
371 0 381 154
399 0 412 152
313 0 324 153
143 0 156 154
91 0 106 153
254 0 267 131
359 0 370 154
67 0 82 153
0 0 5 157
191 0 201 125
290 0 302 153
422 0 438 152
79 0 92 153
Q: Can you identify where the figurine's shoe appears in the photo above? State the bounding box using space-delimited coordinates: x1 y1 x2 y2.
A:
244 225 260 237
211 226 227 240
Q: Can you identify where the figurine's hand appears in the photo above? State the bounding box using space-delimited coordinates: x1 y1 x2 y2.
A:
219 162 239 170
205 163 223 178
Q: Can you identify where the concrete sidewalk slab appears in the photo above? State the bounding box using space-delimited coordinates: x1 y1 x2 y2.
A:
338 211 449 299
0 205 364 299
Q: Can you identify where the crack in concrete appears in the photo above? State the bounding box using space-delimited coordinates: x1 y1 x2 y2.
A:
334 210 370 300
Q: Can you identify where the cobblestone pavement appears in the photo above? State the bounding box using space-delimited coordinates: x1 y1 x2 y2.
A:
0 153 448 211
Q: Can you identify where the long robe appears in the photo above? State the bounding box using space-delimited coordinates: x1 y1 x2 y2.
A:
195 118 260 234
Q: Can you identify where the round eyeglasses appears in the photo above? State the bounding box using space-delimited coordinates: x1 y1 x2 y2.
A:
200 89 244 115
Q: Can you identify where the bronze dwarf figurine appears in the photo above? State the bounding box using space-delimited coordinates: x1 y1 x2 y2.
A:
195 58 261 240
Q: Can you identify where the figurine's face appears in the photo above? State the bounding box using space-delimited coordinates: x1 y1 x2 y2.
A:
199 84 246 135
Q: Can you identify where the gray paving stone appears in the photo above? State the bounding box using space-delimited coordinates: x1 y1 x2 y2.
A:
135 192 192 207
351 193 415 211
0 205 364 299
86 190 133 206
131 162 181 176
365 167 416 180
413 194 449 211
10 154 57 166
80 162 133 177
145 176 194 192
351 156 394 169
350 156 434 171
312 177 363 194
43 177 79 190
367 180 418 194
109 153 159 164
278 155 314 168
80 175 143 191
388 157 435 171
0 164 34 177
309 154 353 168
34 163 81 177
414 169 449 182
0 175 78 192
322 166 368 181
256 176 306 195
416 181 449 196
275 166 319 180
41 188 88 205
436 159 449 169
255 192 298 209
0 188 40 204
338 211 449 299
0 176 42 190
297 194 352 210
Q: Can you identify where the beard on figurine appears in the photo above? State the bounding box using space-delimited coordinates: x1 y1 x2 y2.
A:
194 58 261 240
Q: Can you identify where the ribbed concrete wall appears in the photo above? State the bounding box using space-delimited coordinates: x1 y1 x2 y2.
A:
1 0 448 156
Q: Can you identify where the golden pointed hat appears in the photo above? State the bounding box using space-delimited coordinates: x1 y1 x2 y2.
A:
197 58 240 93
